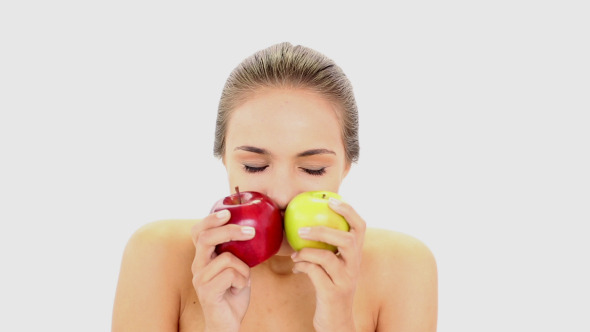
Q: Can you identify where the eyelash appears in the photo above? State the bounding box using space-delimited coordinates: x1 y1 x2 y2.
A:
243 165 326 176
304 168 326 176
243 165 268 173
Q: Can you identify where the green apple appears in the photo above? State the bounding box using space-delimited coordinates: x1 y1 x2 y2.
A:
284 191 350 252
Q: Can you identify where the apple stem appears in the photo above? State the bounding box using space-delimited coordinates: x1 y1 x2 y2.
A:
322 193 326 199
235 186 241 204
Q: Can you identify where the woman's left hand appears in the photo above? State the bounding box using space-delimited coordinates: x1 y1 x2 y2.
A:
291 197 366 332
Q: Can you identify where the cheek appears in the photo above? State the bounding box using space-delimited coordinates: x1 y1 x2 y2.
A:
294 173 343 194
323 177 343 193
226 164 266 193
225 162 243 191
323 175 346 194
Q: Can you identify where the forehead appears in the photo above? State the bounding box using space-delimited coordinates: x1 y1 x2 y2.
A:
225 88 345 156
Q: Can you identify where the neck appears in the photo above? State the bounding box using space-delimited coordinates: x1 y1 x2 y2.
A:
259 255 295 275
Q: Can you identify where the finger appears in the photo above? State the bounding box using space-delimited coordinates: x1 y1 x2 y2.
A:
292 248 344 284
191 210 255 270
328 198 366 234
193 224 256 271
292 261 333 290
197 224 256 247
191 210 232 247
217 268 250 292
197 267 251 303
196 252 250 287
191 212 229 272
298 226 357 252
297 226 361 268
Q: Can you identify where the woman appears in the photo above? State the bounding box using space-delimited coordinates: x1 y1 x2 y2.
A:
112 42 438 331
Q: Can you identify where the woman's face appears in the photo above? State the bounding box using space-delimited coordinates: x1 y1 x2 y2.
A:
223 87 351 255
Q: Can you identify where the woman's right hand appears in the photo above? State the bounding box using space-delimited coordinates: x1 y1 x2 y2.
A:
191 209 255 332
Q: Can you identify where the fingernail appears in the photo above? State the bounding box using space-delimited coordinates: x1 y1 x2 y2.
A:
298 227 311 237
290 252 297 260
216 210 229 219
292 268 300 274
328 197 342 207
241 226 255 235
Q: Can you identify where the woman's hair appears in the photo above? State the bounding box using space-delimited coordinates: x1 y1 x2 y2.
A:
213 42 359 164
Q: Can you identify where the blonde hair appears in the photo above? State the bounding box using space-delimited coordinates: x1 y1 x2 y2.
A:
213 42 359 163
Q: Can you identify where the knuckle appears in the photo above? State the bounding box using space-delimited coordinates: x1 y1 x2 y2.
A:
337 201 354 217
218 267 239 283
342 232 355 247
191 259 199 274
229 268 243 280
311 263 327 277
301 262 317 274
294 261 309 272
215 251 234 265
327 255 340 270
322 248 334 257
190 226 203 243
341 202 353 214
191 217 212 235
195 283 209 297
357 218 367 231
195 237 206 249
228 224 245 241
191 214 222 237
196 229 213 246
192 272 204 289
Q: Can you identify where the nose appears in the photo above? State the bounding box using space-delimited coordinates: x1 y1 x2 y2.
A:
265 168 301 210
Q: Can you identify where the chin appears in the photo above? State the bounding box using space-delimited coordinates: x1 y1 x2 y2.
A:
275 232 295 256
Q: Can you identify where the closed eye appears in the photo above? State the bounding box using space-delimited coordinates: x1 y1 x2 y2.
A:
302 167 326 176
243 165 268 173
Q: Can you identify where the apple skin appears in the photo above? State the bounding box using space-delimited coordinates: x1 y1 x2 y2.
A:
210 191 283 267
284 191 350 252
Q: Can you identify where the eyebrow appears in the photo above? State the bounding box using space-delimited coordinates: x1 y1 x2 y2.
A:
297 148 336 157
234 146 336 158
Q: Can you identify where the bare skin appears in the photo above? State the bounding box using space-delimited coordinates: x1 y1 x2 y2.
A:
112 88 438 331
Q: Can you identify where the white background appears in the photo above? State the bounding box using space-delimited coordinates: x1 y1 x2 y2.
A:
1 1 588 331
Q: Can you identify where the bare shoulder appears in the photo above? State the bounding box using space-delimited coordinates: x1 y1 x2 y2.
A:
112 219 199 332
119 219 199 289
122 219 199 272
362 228 437 269
360 228 438 331
128 219 197 253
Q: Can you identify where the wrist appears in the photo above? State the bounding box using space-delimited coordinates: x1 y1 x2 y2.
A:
314 317 356 332
203 320 240 332
204 327 238 332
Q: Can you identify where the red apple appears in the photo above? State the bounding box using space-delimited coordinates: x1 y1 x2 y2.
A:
210 187 283 267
